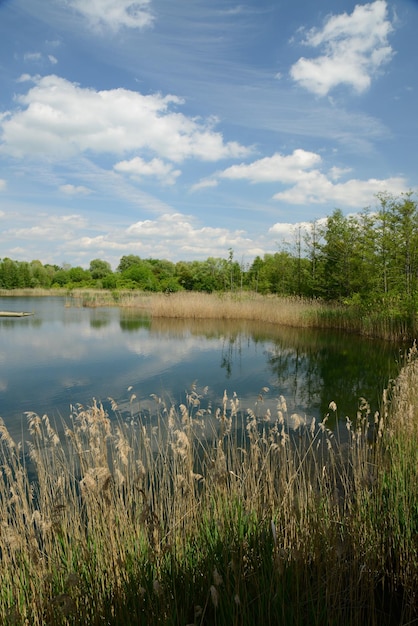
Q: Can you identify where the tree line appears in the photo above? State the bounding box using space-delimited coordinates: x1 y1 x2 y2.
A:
1 192 417 310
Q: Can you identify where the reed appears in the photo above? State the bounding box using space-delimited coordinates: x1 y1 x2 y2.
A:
0 346 417 624
148 291 324 325
71 290 413 340
72 290 327 327
0 288 70 297
2 288 413 340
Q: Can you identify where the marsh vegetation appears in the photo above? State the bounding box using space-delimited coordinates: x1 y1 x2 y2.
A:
2 191 418 340
1 343 418 624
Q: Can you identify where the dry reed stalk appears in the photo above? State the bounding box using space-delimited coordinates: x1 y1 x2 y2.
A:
0 369 416 624
386 342 418 436
0 288 68 297
148 292 323 327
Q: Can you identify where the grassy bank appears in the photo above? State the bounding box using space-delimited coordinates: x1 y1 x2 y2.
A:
68 290 325 327
1 288 414 340
1 346 418 624
68 290 418 341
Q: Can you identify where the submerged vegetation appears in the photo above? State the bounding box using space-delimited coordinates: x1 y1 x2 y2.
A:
1 344 418 625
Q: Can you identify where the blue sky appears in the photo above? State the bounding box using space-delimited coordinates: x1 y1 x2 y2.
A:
0 0 417 269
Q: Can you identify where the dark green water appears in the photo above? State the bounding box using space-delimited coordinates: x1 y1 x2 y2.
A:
0 296 404 439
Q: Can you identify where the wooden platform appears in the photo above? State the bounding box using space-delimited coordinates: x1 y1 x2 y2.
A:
0 311 34 317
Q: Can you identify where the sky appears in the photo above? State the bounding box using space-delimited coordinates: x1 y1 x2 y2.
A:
0 0 417 269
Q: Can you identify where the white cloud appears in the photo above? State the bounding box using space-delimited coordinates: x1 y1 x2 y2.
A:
21 50 57 67
68 212 257 262
190 178 218 192
290 0 394 96
66 0 154 31
59 184 92 195
16 73 33 83
6 214 88 241
24 52 42 62
269 218 327 237
216 148 407 208
114 157 181 185
126 212 251 253
0 75 250 163
219 149 322 183
0 179 6 191
273 174 407 207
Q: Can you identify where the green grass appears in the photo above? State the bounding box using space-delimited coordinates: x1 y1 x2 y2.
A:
1 352 418 624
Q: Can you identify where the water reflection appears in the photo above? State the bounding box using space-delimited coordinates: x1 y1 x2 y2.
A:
0 297 403 441
145 318 401 429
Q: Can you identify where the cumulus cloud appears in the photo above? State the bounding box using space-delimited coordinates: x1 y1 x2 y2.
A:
215 149 407 208
290 0 394 96
269 218 327 237
0 75 250 164
273 174 406 207
126 212 250 250
71 212 258 262
114 157 181 185
219 149 321 183
6 214 88 241
59 184 92 195
65 0 154 31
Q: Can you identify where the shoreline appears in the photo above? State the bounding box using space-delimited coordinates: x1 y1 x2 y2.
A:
0 288 415 342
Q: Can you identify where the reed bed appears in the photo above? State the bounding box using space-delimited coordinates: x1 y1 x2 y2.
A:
2 288 413 340
74 290 326 328
148 292 324 326
71 290 413 340
0 288 68 297
1 348 418 625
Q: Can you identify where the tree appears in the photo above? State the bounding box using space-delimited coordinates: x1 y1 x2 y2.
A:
117 255 142 273
304 219 325 297
30 260 52 287
122 261 158 291
89 259 112 280
319 209 358 300
0 258 19 289
68 266 91 284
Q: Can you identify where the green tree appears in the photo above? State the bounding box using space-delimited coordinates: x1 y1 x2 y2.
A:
319 209 358 300
89 259 112 280
30 260 52 287
117 255 142 273
0 258 19 289
304 220 325 297
68 266 91 284
122 261 158 291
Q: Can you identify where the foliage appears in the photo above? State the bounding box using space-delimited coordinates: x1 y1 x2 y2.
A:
1 191 418 336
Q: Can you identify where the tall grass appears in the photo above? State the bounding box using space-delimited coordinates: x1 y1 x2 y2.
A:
0 288 69 297
2 289 413 340
73 291 327 327
72 290 413 340
1 347 418 624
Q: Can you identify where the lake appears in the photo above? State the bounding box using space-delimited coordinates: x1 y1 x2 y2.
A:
0 296 403 440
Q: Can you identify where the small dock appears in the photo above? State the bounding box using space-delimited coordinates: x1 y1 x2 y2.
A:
0 311 34 317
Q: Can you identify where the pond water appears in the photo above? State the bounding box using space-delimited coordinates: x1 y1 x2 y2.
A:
0 296 404 440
